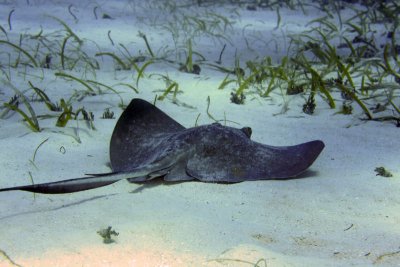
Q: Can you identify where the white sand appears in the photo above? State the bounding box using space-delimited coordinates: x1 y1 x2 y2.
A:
0 1 399 266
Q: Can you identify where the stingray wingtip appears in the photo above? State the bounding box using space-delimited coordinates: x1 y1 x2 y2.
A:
307 139 325 155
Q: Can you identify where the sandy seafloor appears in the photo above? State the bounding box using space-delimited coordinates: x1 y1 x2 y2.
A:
0 1 399 266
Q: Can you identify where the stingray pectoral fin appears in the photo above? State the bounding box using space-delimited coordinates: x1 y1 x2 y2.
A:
0 171 148 194
267 139 325 179
109 98 185 172
187 140 325 182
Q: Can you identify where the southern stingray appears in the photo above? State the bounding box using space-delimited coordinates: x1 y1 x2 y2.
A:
0 98 324 194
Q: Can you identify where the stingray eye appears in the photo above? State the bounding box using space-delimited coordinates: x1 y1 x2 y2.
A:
241 127 252 138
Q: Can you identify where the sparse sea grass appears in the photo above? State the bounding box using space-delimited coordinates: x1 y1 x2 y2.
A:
68 4 78 22
55 99 73 127
389 99 400 114
114 82 139 94
28 171 36 199
2 83 40 132
206 95 218 122
118 43 133 59
29 81 60 111
48 15 82 45
61 35 72 70
55 72 95 93
138 31 155 58
86 80 124 105
206 12 233 33
29 137 49 169
0 40 38 67
108 30 114 46
184 39 193 73
382 44 400 81
93 6 99 19
135 60 154 87
291 57 335 108
0 248 23 267
8 9 14 31
0 25 7 37
274 7 281 30
335 82 372 119
157 81 179 101
218 74 236 90
74 107 95 130
306 15 337 34
95 52 130 70
235 72 257 96
3 102 40 132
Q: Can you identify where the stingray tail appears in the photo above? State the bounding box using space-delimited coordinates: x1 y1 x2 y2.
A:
0 172 142 194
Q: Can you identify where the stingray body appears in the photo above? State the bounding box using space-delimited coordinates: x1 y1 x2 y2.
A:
0 99 324 194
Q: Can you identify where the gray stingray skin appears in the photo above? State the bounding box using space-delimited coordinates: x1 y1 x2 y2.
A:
0 98 324 194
